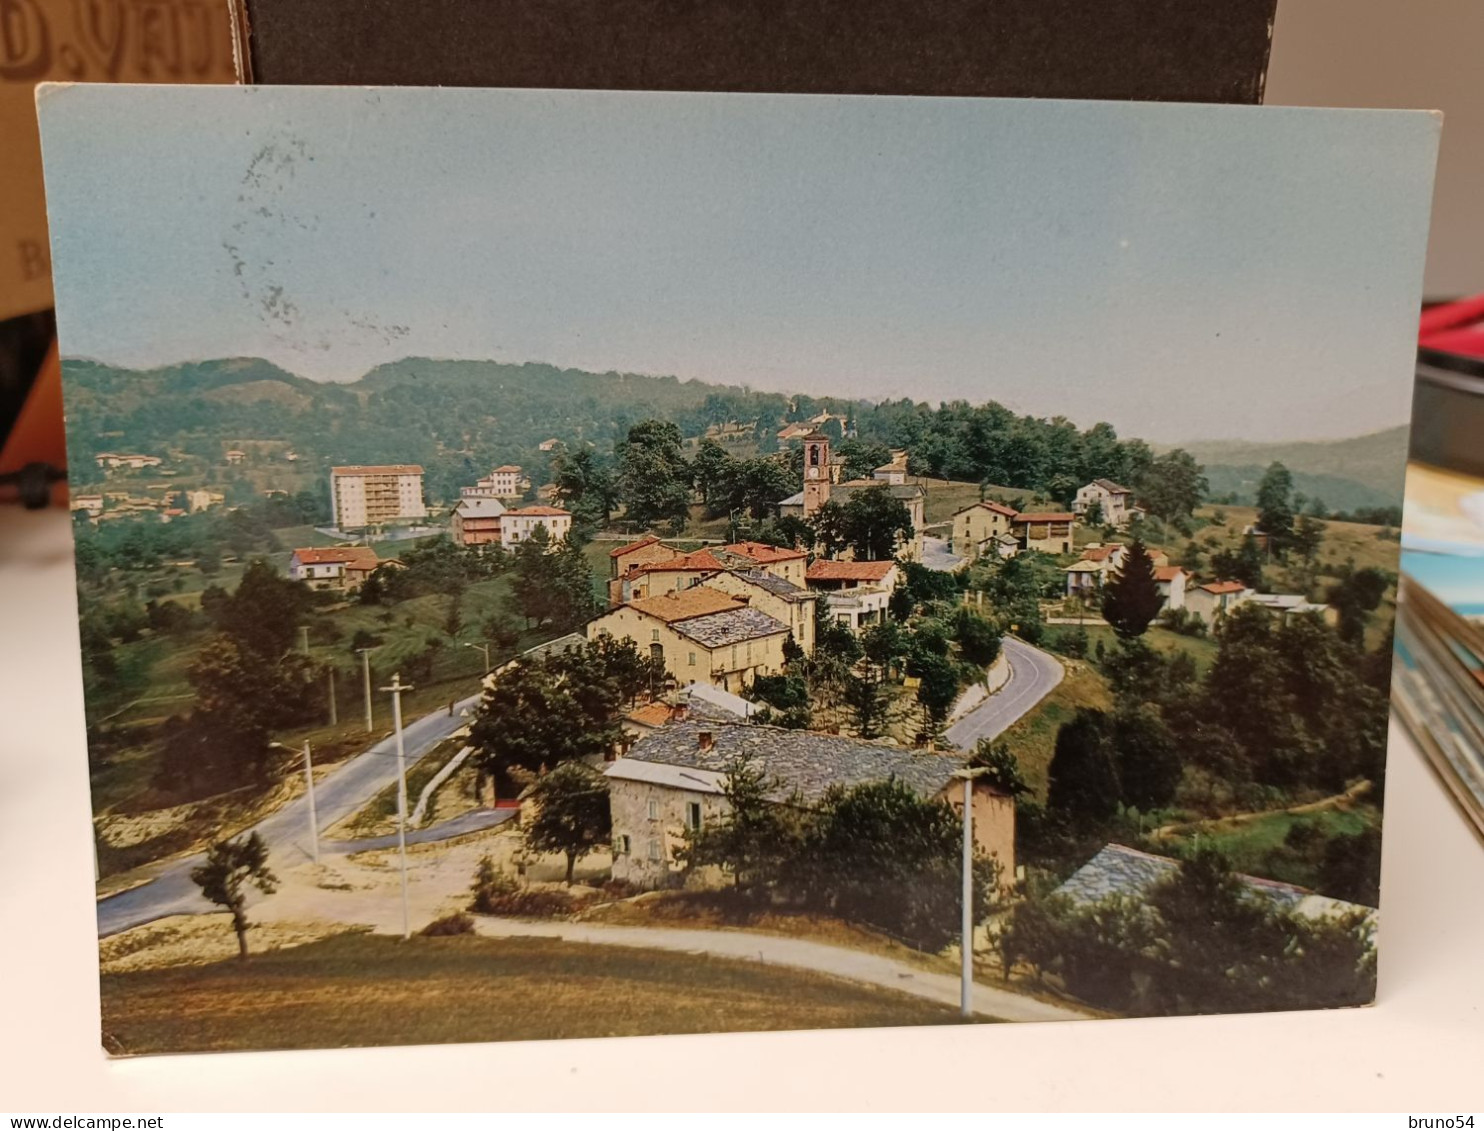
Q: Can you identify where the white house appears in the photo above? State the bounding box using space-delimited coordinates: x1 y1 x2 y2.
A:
805 559 900 632
1074 479 1135 527
500 505 572 548
288 546 380 591
1184 580 1253 626
1154 565 1189 612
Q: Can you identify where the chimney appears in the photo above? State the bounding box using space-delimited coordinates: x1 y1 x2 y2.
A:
697 730 714 752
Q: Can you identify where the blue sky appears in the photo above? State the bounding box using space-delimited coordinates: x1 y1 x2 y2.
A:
39 86 1438 442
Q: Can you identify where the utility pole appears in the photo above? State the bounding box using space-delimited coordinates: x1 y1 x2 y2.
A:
302 739 320 863
358 648 374 733
953 766 987 1021
327 665 337 726
299 625 310 655
383 672 415 940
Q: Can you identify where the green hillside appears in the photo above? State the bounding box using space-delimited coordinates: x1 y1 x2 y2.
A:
1174 426 1408 508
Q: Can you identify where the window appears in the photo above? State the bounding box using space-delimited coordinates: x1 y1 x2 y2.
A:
647 799 660 821
651 628 660 642
613 834 630 855
647 838 662 862
686 802 703 831
688 652 696 666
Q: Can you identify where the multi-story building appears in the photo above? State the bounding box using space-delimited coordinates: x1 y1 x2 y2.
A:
1011 511 1075 555
451 496 506 547
587 587 790 694
1073 479 1135 527
805 558 900 632
716 541 809 588
952 500 1020 562
500 505 572 548
703 568 817 656
329 464 427 530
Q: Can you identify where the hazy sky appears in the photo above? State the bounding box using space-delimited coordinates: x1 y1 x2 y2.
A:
40 86 1438 442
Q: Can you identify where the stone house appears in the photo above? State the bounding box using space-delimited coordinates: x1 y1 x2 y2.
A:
716 541 809 588
605 719 1016 891
703 568 817 656
608 548 727 605
1011 512 1076 555
952 500 1020 563
608 535 680 580
1073 479 1135 527
587 587 790 693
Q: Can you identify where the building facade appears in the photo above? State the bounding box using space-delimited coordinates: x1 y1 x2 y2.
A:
952 500 1020 562
1073 479 1135 527
1012 512 1075 555
451 497 507 547
330 465 427 530
500 506 572 548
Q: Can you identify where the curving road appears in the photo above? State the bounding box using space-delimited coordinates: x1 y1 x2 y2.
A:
95 692 484 938
944 636 1064 751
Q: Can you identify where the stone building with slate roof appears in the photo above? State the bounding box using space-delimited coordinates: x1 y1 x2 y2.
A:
587 586 790 694
1056 843 1377 922
605 720 1015 890
703 568 817 655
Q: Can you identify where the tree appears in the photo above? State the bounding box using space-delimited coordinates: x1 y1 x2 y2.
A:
1138 449 1208 523
1101 540 1163 639
524 762 613 885
815 485 914 561
967 740 1030 798
189 832 278 961
691 438 733 510
1292 515 1326 564
1046 709 1121 822
681 760 804 894
1327 567 1389 646
1211 534 1265 589
954 608 1003 668
913 651 962 741
616 420 691 528
1256 462 1296 554
1111 707 1182 811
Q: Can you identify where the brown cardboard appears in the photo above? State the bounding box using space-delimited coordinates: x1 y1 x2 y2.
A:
235 0 1276 103
0 0 237 322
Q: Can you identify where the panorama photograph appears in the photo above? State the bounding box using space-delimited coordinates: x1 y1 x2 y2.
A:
38 86 1437 1052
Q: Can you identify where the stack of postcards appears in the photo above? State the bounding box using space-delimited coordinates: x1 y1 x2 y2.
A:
1395 460 1484 840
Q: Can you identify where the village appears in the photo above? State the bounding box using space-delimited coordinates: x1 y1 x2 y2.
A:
76 400 1394 1047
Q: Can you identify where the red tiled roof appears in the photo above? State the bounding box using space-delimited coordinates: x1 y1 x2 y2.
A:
626 702 675 728
806 559 896 582
628 549 725 574
1201 580 1247 594
492 464 522 473
1154 566 1187 582
1081 544 1125 562
1014 512 1076 524
610 535 664 558
724 540 807 563
963 500 1018 518
627 588 744 623
505 506 571 517
293 546 379 565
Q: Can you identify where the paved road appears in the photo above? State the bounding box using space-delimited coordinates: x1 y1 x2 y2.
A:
471 916 1088 1023
943 637 1064 751
920 535 965 572
95 692 484 938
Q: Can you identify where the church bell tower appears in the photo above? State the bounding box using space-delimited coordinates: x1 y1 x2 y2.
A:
802 431 831 516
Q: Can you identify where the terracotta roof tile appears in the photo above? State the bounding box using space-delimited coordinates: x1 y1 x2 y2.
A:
723 541 807 563
627 588 744 623
806 559 897 582
609 535 665 558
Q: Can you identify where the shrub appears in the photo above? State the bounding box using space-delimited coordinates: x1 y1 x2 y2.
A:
1160 608 1208 637
421 911 475 936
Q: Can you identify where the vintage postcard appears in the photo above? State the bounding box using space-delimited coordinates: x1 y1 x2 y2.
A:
39 86 1437 1053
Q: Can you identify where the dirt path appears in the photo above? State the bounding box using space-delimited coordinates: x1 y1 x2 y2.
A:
1146 780 1374 843
469 915 1090 1024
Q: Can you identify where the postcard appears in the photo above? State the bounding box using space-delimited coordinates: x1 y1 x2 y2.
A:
38 86 1438 1053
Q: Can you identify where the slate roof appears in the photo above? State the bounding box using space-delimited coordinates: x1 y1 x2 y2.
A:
522 631 587 660
678 681 759 719
1090 478 1132 494
455 497 507 518
777 490 806 507
621 721 968 805
1056 843 1378 918
672 606 790 648
732 569 813 603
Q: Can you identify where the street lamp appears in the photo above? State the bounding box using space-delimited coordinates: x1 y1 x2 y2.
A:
381 672 415 940
951 765 990 1020
270 739 319 864
463 640 491 675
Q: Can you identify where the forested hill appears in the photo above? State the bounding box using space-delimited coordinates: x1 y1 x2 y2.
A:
62 354 1401 511
1174 426 1409 512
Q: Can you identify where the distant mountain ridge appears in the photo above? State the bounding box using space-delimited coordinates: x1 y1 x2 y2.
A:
62 355 1407 509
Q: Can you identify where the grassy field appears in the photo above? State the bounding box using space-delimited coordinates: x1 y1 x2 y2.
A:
915 477 1030 528
99 932 958 1053
1069 624 1220 677
1155 804 1380 892
995 660 1112 799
